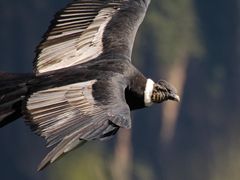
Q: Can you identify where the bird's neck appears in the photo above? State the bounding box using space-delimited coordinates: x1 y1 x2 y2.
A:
125 71 154 110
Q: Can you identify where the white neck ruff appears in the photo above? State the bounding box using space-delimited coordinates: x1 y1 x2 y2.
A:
144 79 154 106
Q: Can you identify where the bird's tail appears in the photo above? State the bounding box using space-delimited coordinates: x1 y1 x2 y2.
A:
0 72 32 127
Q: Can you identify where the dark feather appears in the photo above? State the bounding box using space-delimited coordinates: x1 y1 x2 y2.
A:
0 73 32 127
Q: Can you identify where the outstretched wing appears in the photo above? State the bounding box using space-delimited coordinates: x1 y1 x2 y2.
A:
34 0 150 74
24 76 130 170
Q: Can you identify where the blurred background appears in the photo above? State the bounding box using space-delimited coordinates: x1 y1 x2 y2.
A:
0 0 239 180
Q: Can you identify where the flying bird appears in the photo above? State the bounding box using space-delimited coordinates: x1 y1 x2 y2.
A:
0 0 180 171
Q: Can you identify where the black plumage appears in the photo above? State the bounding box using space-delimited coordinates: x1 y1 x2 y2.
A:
0 0 179 171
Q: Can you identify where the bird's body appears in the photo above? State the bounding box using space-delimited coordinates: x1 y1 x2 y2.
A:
0 0 179 170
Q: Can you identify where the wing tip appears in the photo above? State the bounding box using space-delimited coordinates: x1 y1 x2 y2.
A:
37 160 50 172
37 139 87 171
37 152 55 171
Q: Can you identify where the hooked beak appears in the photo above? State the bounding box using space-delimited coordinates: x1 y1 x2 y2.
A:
169 93 180 102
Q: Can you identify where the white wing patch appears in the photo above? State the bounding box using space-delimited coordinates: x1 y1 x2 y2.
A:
26 80 97 143
36 6 117 74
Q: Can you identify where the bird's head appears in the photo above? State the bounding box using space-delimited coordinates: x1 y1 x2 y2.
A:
144 79 180 106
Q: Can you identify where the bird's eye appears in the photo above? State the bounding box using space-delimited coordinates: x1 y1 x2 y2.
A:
155 84 167 92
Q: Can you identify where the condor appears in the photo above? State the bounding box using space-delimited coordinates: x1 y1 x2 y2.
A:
0 0 179 171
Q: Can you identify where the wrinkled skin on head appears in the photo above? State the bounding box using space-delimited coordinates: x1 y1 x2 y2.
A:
151 80 180 103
